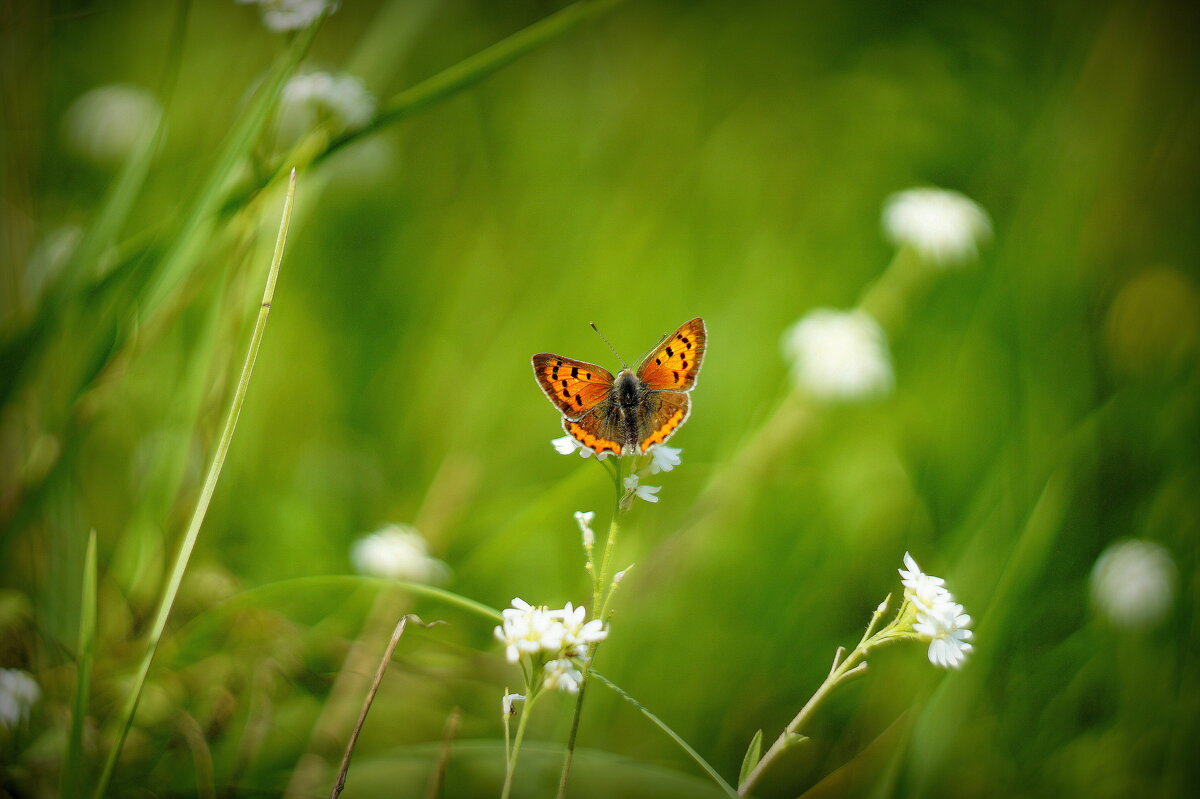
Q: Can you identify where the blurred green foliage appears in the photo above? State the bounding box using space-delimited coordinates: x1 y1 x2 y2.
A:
2 0 1198 797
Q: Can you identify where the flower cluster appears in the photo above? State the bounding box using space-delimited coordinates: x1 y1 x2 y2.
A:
494 598 607 693
897 552 974 669
0 669 40 728
882 187 991 266
279 70 375 139
238 0 337 32
351 524 449 584
781 309 894 401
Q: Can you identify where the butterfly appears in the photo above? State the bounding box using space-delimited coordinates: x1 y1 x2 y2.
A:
532 318 707 457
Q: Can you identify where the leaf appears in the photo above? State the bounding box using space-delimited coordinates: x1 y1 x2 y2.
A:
739 729 764 785
64 530 97 798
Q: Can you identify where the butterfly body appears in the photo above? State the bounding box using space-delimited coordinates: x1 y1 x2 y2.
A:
533 318 707 456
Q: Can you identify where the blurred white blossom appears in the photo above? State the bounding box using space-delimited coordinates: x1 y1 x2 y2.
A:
623 474 661 504
882 187 991 265
781 309 893 401
543 658 584 693
63 84 160 166
351 524 449 584
648 444 682 474
0 669 40 728
238 0 336 32
1090 539 1177 629
278 70 374 144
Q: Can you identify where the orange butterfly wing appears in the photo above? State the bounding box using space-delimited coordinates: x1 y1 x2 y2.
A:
563 405 624 457
635 317 707 391
636 390 690 452
532 354 614 421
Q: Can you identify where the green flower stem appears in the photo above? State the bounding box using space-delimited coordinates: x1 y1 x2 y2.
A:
92 172 298 799
501 689 541 799
558 457 626 798
737 601 896 797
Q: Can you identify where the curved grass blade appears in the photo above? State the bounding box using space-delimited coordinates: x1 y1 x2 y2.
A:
92 171 298 798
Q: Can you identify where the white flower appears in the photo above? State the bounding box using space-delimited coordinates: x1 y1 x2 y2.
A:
351 524 449 584
494 598 566 663
882 187 991 265
501 691 525 717
913 599 974 669
898 552 950 612
647 445 682 474
623 474 661 504
238 0 337 32
62 84 160 166
781 309 893 401
543 658 584 693
0 669 41 728
278 70 374 143
550 435 611 461
552 435 580 455
558 602 607 657
1090 540 1177 629
574 511 596 549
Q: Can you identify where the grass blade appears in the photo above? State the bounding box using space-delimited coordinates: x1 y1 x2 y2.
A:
62 529 98 798
92 170 299 798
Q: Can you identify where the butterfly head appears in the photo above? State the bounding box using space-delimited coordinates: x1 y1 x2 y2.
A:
614 369 642 408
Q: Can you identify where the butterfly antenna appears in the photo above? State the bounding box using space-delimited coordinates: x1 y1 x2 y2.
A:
589 322 629 370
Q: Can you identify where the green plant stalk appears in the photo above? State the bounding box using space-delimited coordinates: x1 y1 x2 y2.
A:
592 672 738 798
557 458 626 798
501 688 541 799
738 602 899 796
63 530 98 798
235 0 631 210
92 171 298 798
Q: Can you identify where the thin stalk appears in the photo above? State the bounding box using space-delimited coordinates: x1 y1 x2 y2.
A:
63 530 98 798
330 615 431 799
558 460 625 798
501 690 540 799
92 171 298 798
591 672 738 798
738 602 896 797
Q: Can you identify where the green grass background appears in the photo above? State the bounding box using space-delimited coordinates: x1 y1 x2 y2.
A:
2 0 1199 796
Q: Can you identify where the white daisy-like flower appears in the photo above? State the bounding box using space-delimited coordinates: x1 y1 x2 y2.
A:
898 551 950 612
623 474 661 504
574 511 596 549
62 84 160 167
351 524 449 584
238 0 337 32
1090 539 1177 629
882 187 992 266
781 309 894 401
494 598 566 663
278 70 374 144
501 691 525 717
647 445 682 474
558 602 608 657
913 598 974 669
0 669 41 728
543 658 584 693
